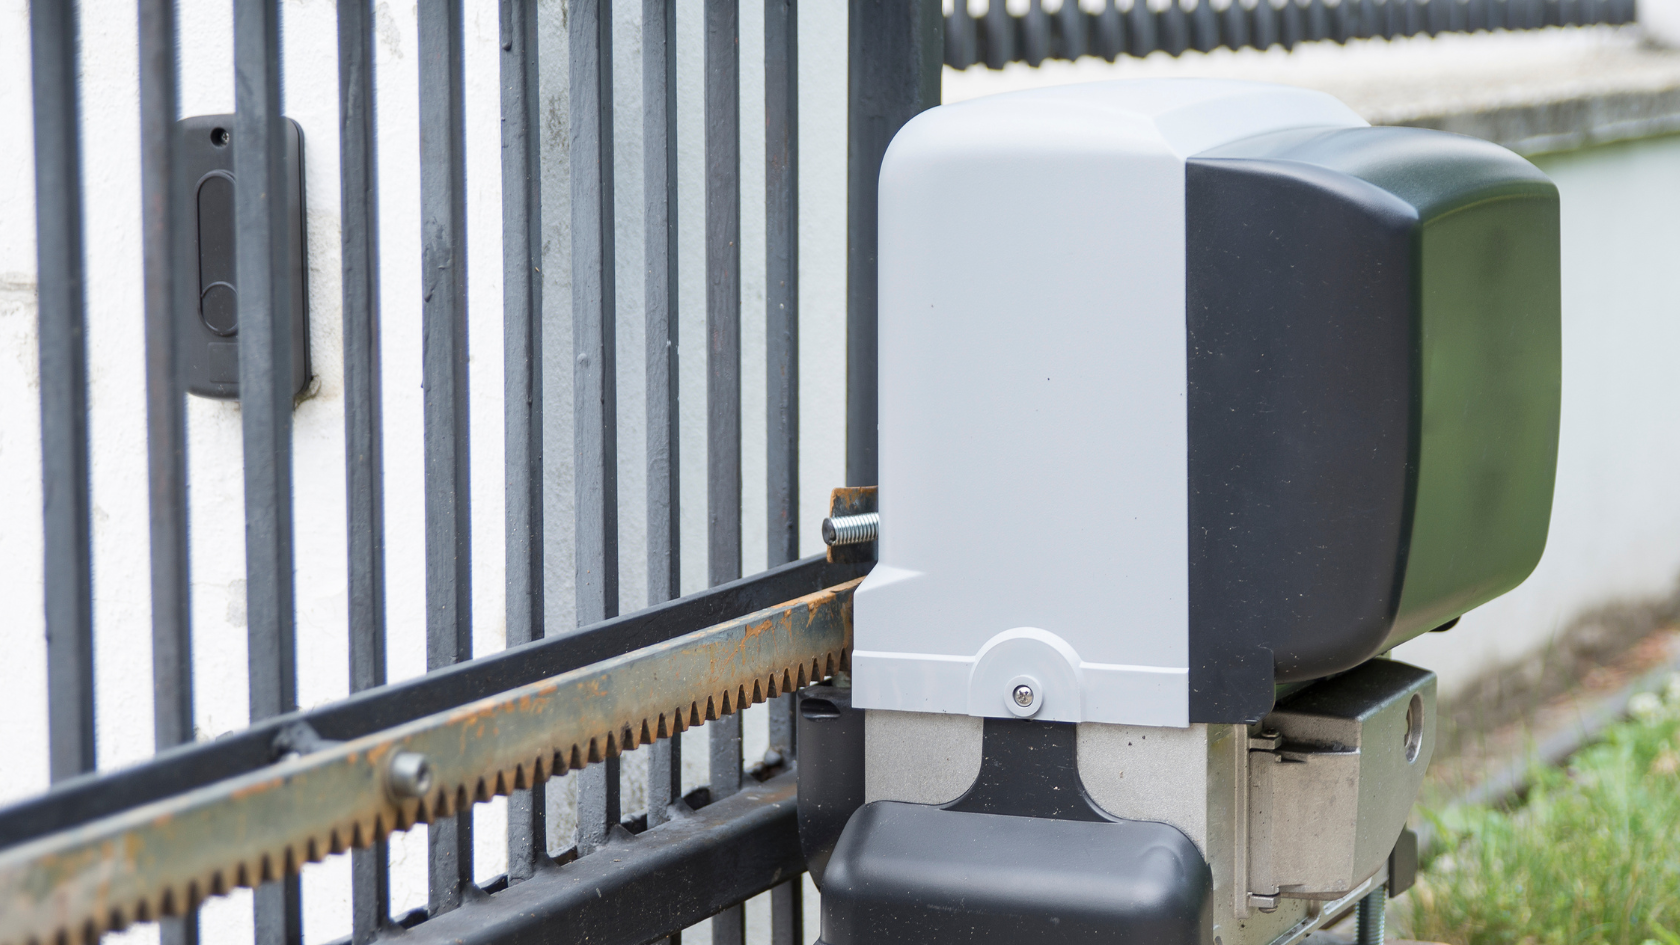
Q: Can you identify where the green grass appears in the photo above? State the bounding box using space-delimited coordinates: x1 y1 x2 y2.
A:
1400 675 1680 945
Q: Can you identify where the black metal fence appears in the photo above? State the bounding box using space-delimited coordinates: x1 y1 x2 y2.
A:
17 1 939 944
946 0 1637 69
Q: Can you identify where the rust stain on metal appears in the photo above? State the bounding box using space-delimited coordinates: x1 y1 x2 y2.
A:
0 577 860 945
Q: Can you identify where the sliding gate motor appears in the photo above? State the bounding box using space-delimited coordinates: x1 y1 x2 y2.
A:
800 80 1561 945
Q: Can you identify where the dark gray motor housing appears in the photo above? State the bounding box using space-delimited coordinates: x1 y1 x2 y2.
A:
1186 126 1561 722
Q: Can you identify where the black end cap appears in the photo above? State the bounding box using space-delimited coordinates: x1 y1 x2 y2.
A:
820 801 1211 945
1388 827 1419 897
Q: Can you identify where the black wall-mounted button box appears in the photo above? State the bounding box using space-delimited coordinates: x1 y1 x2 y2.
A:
176 114 310 400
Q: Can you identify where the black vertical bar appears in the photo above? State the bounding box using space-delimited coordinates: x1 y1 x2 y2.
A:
947 1 977 68
1129 0 1159 56
1160 0 1190 53
1404 0 1425 36
1058 1 1090 58
1278 0 1302 47
139 0 193 762
1351 0 1371 36
981 0 1014 68
31 0 96 790
572 0 620 860
771 879 804 945
645 0 680 612
1022 0 1051 64
766 0 799 574
339 0 390 936
234 0 297 739
706 2 743 942
1306 0 1330 41
571 0 617 644
644 9 681 938
140 0 198 939
1222 0 1249 49
1356 0 1376 38
418 0 474 914
1331 0 1354 41
765 1 802 939
234 0 302 941
1253 0 1280 47
502 0 547 885
647 730 682 945
847 0 941 486
1192 0 1221 51
1426 0 1447 32
1466 0 1486 32
1382 0 1401 38
1098 0 1128 59
707 0 742 594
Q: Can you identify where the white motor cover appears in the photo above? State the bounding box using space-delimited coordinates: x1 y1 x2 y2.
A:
852 80 1366 728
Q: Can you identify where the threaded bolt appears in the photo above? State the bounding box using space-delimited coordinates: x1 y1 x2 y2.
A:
1356 885 1385 945
822 512 879 547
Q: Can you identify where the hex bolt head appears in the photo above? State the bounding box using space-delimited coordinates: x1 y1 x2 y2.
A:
387 752 434 800
1012 684 1034 708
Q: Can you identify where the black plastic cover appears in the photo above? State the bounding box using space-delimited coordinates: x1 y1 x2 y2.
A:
819 802 1211 945
797 685 865 887
945 717 1109 821
1186 126 1560 721
818 718 1210 945
1387 827 1418 898
176 114 311 399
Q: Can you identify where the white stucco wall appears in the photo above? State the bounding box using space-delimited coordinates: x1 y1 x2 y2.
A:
0 0 848 940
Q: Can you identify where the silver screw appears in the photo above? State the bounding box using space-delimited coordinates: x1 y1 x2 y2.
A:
1012 684 1034 708
821 512 880 547
388 752 434 800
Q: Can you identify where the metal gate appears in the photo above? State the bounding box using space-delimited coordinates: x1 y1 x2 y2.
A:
13 2 937 943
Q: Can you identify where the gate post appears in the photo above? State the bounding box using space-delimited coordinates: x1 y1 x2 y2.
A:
846 0 942 488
